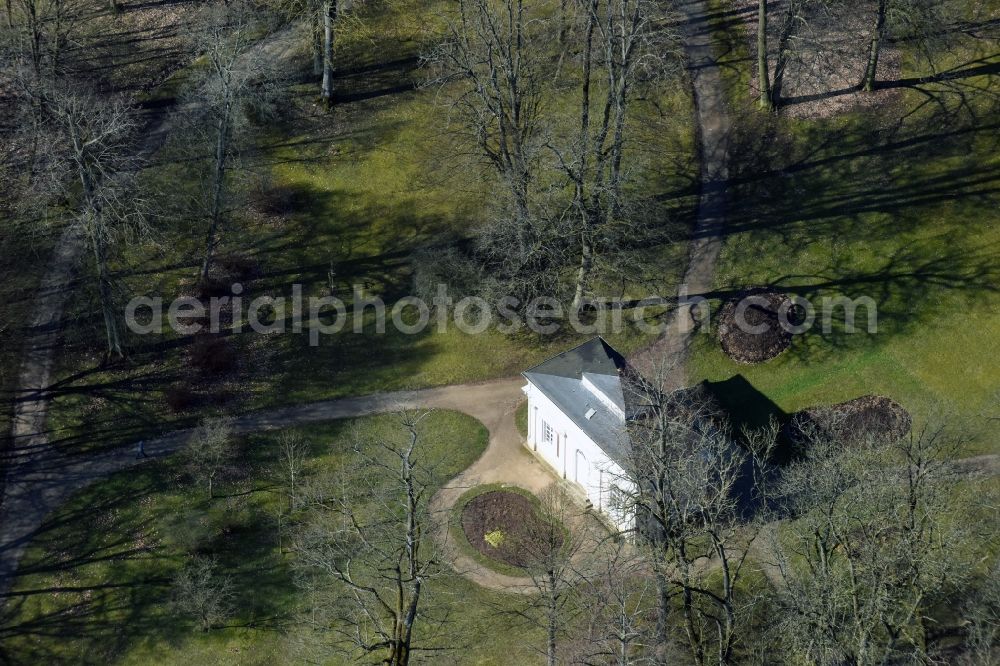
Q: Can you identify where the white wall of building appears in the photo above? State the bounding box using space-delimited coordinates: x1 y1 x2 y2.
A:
522 382 634 531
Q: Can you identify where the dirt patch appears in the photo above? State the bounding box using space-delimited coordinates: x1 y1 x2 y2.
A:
717 289 795 364
784 394 912 446
460 490 563 568
729 0 901 118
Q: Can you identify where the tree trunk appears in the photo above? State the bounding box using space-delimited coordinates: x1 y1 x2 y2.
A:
201 111 230 281
757 0 772 109
320 0 336 106
553 0 569 79
547 570 558 666
27 3 42 76
572 231 592 311
651 565 673 664
862 0 887 91
311 6 323 75
570 2 597 312
91 230 122 358
78 151 123 358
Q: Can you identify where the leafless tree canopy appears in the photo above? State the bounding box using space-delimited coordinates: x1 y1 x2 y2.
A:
292 412 450 666
10 74 147 356
170 555 236 633
426 0 684 311
183 416 237 498
762 423 972 665
180 0 281 283
619 366 773 665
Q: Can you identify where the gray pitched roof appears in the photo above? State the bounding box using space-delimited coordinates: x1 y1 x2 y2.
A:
523 337 632 466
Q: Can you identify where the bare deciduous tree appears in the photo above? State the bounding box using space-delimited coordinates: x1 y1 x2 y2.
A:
293 412 447 665
429 0 681 310
16 76 147 357
278 431 309 510
171 555 236 632
756 0 772 109
551 0 680 310
960 559 1000 665
428 0 565 306
183 416 236 498
184 0 278 283
852 0 944 91
509 486 589 666
766 422 969 665
576 538 657 665
273 431 310 554
2 0 87 77
618 361 773 666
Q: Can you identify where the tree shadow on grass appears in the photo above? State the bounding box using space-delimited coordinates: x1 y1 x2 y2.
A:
0 457 295 663
707 92 1000 363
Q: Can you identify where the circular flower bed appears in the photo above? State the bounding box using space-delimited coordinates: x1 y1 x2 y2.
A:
717 290 796 364
460 490 563 569
784 395 912 446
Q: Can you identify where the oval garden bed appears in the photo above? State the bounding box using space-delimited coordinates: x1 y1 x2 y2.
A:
454 486 564 574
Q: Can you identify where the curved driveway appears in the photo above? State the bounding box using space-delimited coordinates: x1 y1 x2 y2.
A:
0 378 557 596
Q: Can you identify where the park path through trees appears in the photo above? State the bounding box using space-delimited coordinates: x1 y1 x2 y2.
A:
2 0 741 597
632 0 731 389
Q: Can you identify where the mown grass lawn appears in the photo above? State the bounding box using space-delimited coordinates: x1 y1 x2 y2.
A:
688 0 1000 455
1 410 548 665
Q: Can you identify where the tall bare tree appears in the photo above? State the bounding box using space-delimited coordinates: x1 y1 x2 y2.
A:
271 431 310 553
766 422 968 664
318 0 342 105
551 0 678 310
428 0 564 305
618 365 772 666
961 559 1000 664
576 538 658 665
293 412 447 665
170 555 236 632
2 0 87 78
507 487 590 666
430 0 680 309
859 0 943 91
185 0 277 283
183 416 236 498
17 77 147 357
756 0 772 109
435 0 542 228
278 430 309 510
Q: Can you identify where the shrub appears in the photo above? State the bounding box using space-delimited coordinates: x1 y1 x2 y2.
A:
217 252 260 282
188 334 237 376
165 385 198 412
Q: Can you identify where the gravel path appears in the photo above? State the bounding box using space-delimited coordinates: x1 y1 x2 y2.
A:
632 0 731 389
0 377 559 596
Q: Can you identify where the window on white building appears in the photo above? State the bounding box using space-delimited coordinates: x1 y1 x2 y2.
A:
542 421 553 445
609 485 627 514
